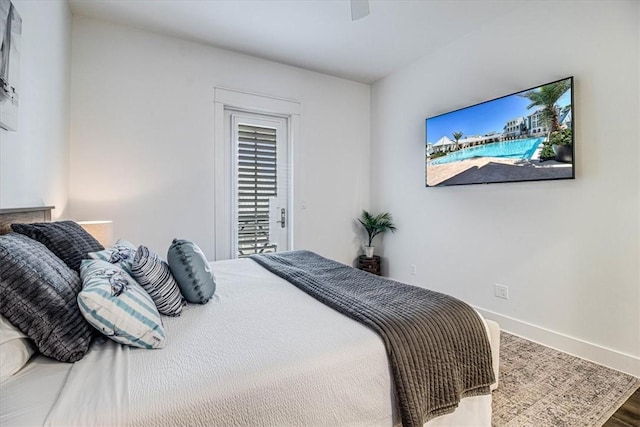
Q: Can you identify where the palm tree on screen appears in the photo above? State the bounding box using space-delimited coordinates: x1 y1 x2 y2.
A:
452 131 463 151
519 80 571 133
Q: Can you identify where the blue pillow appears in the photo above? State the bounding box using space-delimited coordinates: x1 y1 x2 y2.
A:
167 239 215 304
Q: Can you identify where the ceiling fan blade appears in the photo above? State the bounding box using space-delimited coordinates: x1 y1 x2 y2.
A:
351 0 370 21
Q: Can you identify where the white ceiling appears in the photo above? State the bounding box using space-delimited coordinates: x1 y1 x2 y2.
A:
68 0 524 84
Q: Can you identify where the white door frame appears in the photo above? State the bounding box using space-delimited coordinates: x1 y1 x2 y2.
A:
213 87 300 260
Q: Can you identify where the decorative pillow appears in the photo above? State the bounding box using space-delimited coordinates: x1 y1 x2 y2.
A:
167 239 216 304
0 315 36 380
78 259 166 349
88 239 137 276
0 233 93 363
11 220 104 272
131 246 184 316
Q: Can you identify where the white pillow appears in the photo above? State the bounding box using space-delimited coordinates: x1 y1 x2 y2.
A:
78 259 166 349
0 315 36 380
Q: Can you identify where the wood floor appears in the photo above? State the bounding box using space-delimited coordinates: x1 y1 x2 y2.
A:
603 387 640 426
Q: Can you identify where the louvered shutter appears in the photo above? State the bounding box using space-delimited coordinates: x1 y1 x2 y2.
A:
236 123 278 257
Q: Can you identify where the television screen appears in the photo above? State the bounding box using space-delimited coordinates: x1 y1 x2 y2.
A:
425 77 574 187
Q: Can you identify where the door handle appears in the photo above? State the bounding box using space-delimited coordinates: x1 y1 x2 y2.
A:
276 208 286 228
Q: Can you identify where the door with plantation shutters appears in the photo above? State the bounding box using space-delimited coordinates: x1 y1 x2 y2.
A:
230 112 289 258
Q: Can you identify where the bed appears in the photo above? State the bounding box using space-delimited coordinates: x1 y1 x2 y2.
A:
0 207 500 427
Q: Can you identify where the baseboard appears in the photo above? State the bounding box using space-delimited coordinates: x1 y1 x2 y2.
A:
474 306 640 378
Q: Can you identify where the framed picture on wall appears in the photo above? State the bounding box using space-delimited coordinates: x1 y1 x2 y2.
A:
0 0 22 131
425 77 574 187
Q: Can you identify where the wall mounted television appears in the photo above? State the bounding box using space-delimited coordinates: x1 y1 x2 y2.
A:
425 77 574 187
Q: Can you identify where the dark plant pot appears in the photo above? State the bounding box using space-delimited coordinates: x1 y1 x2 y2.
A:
552 144 573 163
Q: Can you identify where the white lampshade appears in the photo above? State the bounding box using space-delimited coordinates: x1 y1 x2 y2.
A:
78 220 114 247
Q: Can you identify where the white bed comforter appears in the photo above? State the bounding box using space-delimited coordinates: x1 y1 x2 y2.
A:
3 258 493 427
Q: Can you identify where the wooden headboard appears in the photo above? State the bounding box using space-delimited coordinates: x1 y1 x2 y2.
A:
0 206 54 234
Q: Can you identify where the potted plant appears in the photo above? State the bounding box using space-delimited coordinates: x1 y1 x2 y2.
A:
358 210 397 258
549 128 573 163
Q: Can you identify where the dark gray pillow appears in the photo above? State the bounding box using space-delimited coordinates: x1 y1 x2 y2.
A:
0 233 93 362
132 246 184 316
12 220 104 272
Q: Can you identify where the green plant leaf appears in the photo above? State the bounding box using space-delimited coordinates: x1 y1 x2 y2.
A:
358 210 396 246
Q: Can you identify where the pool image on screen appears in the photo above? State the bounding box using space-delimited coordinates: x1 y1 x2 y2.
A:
425 77 574 187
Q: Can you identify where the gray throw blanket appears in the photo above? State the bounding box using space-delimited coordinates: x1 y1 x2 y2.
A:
251 250 494 426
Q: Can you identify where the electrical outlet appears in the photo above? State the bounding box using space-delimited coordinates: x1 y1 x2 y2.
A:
494 284 509 299
409 264 417 275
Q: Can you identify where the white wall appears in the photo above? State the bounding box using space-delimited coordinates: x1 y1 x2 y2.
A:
0 0 71 217
69 16 370 264
370 1 639 375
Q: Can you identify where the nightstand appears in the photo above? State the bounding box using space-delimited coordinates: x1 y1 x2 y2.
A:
357 255 381 276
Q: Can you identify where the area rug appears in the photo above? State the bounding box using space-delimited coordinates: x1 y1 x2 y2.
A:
492 332 640 426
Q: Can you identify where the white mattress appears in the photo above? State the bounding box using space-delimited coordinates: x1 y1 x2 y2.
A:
0 258 497 426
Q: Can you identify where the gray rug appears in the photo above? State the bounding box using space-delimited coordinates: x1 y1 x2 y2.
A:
492 332 640 426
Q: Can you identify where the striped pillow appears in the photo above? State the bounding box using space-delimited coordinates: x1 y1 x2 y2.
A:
78 259 166 349
87 239 137 276
131 246 184 317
